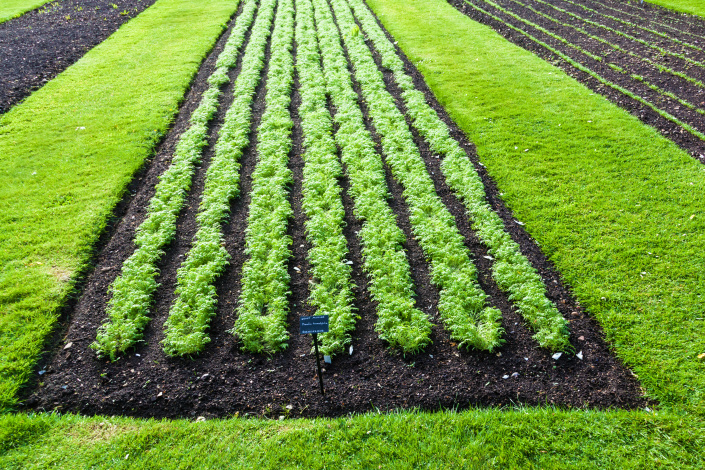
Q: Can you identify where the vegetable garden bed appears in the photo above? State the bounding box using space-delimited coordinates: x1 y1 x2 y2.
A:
448 0 705 161
25 0 644 418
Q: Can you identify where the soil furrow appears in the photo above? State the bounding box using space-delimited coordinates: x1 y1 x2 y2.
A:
553 0 705 50
588 0 705 41
517 0 705 68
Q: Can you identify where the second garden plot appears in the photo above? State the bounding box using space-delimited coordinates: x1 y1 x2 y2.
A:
28 0 643 417
450 0 705 160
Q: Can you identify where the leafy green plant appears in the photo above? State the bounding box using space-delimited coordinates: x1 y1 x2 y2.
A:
91 0 256 361
294 0 356 356
314 0 431 353
348 0 572 349
231 0 296 354
327 0 504 351
161 0 264 356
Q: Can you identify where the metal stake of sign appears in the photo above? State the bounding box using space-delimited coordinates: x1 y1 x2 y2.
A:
312 333 325 396
300 315 329 396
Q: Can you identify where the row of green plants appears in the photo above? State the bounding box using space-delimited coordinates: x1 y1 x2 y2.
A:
161 0 274 356
312 0 432 352
347 0 570 350
559 0 704 53
462 0 705 142
231 0 296 353
505 0 705 91
294 0 356 356
329 0 504 351
91 0 254 361
529 0 705 69
591 0 705 42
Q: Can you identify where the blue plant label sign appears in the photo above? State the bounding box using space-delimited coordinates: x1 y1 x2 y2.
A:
300 315 329 334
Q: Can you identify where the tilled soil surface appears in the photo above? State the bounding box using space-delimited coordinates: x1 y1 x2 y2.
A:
25 0 647 419
449 0 705 162
0 0 157 114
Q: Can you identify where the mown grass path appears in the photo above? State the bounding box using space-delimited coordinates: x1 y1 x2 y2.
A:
0 0 241 410
648 0 705 16
0 0 50 23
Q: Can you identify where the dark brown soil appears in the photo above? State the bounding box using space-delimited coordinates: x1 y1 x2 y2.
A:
24 0 647 419
448 0 705 162
0 0 157 114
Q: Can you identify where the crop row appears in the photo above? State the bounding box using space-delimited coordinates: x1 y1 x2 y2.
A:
347 0 569 350
91 0 259 360
558 0 704 53
313 0 432 352
330 0 505 351
294 0 356 356
504 0 705 91
161 0 275 356
231 0 296 354
591 0 705 42
529 0 705 69
462 0 705 142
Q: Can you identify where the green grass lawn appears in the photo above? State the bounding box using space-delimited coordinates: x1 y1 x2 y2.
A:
0 0 51 23
0 0 240 412
648 0 705 17
2 0 705 466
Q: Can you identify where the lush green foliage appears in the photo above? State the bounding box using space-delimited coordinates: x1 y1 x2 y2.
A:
161 0 270 357
329 0 503 351
294 0 356 356
90 0 248 361
313 0 432 352
0 0 240 410
646 0 705 17
232 0 296 353
348 0 569 350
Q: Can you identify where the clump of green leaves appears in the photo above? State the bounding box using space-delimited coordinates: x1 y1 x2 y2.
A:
231 0 296 354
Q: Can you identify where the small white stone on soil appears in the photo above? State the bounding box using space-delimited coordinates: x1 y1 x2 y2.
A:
576 351 584 360
63 342 73 350
552 352 562 360
502 375 509 379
